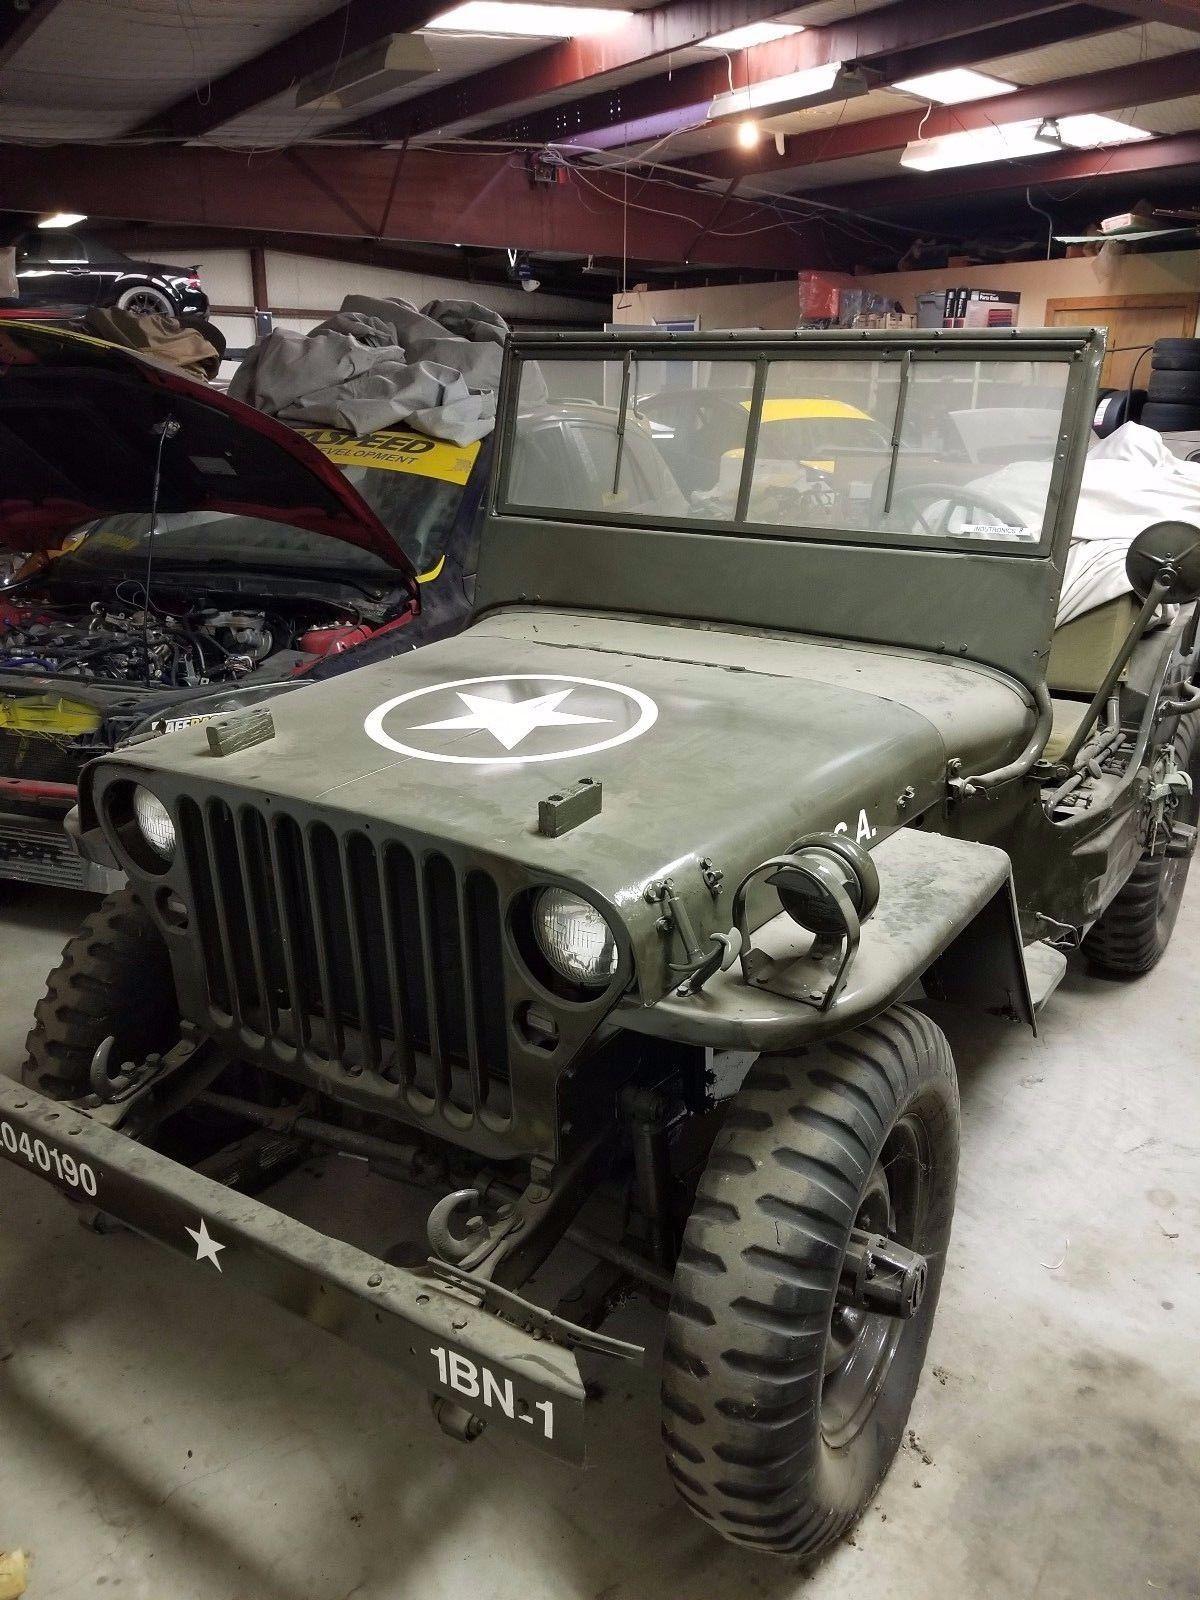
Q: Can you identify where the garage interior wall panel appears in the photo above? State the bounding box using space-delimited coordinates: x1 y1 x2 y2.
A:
148 248 255 308
265 250 593 323
613 249 1200 334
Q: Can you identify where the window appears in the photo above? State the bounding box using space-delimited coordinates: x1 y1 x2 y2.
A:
500 344 1075 552
40 235 87 265
744 356 1068 544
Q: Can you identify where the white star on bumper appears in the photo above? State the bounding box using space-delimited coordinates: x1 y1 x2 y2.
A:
185 1217 226 1271
414 687 611 752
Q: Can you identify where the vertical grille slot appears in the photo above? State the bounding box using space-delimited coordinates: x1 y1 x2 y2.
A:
204 798 258 1026
424 852 471 1111
303 822 350 1061
237 806 280 1038
271 812 317 1051
380 841 423 1083
343 831 389 1072
180 796 230 1017
464 870 510 1113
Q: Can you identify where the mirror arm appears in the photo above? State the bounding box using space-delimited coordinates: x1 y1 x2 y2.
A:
1058 573 1173 771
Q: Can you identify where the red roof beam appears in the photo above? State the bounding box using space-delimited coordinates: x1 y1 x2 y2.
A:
0 139 839 270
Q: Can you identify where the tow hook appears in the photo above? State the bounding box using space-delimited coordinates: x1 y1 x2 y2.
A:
430 1395 487 1444
838 1229 928 1319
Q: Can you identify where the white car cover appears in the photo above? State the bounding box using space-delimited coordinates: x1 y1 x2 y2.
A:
969 423 1200 625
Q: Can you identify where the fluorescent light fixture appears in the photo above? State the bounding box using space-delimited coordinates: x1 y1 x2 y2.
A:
295 35 437 109
893 67 1015 104
708 60 870 121
426 2 629 36
1056 112 1153 147
902 114 1151 171
37 211 86 229
703 21 804 50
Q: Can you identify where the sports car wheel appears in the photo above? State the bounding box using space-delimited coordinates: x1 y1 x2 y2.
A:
661 1004 958 1555
117 285 174 317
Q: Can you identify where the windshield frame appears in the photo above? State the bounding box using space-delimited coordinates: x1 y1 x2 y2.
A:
492 328 1104 562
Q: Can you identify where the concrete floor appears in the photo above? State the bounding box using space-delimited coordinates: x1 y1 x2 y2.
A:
0 879 1197 1600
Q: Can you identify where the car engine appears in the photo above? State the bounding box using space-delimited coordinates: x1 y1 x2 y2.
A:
0 599 290 687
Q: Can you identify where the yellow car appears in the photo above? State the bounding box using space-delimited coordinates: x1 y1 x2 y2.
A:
636 387 885 499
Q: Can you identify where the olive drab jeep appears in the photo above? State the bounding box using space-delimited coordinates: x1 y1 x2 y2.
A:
7 328 1200 1557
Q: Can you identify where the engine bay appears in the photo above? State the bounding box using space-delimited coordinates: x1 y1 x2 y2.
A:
0 591 393 688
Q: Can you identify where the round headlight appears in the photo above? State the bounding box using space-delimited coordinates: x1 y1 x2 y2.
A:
132 786 175 860
533 888 618 988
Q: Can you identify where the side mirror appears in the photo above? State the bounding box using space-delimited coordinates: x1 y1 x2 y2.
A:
1126 520 1200 605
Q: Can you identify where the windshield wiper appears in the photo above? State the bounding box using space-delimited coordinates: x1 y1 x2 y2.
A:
612 351 633 496
881 349 914 517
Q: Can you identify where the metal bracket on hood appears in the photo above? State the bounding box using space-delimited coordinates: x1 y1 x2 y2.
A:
206 708 275 756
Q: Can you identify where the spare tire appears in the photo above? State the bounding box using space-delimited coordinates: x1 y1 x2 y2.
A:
1150 338 1200 372
1147 368 1200 405
1140 401 1200 434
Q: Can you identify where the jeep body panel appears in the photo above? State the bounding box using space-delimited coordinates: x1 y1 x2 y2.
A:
86 607 1034 1000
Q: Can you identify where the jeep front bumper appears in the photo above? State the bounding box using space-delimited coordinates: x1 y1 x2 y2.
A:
0 1074 622 1462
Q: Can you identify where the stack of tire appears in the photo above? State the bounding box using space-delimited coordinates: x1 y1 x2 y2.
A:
1141 338 1200 434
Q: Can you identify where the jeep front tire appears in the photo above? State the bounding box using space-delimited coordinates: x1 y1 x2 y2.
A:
1083 713 1199 976
661 1004 958 1555
23 888 180 1100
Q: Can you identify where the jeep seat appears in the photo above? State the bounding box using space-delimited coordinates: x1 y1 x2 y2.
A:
1044 595 1140 761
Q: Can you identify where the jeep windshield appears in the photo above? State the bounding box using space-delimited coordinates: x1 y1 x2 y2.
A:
499 335 1080 555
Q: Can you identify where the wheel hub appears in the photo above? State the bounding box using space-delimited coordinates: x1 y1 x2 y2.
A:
820 1125 928 1449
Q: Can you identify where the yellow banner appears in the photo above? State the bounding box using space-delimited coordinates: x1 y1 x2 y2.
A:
294 426 480 486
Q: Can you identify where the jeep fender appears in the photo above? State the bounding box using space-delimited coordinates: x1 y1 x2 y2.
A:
617 827 1033 1052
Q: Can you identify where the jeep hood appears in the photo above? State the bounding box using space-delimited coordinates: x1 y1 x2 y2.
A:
0 321 416 585
99 608 1034 1003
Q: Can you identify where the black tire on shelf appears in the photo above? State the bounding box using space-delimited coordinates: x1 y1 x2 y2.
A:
1083 714 1200 976
22 888 180 1100
1093 388 1147 436
661 1004 958 1556
1150 338 1200 372
1140 401 1200 434
1146 369 1200 406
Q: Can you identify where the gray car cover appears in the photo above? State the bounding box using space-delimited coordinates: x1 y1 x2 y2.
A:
229 295 542 445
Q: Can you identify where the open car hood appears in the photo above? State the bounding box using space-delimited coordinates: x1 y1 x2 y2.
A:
0 322 417 590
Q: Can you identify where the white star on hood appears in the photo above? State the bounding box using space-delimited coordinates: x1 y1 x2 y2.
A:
185 1217 226 1271
414 688 611 752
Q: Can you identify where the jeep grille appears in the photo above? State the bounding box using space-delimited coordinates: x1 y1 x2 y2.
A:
177 797 512 1128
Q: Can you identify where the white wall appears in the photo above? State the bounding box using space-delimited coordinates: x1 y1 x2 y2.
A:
149 246 597 326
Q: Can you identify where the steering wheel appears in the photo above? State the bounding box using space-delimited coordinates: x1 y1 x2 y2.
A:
882 480 1026 540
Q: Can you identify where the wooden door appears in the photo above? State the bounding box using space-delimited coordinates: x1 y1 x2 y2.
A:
1045 293 1200 388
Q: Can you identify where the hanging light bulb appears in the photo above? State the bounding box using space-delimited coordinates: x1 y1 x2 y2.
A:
737 118 761 149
